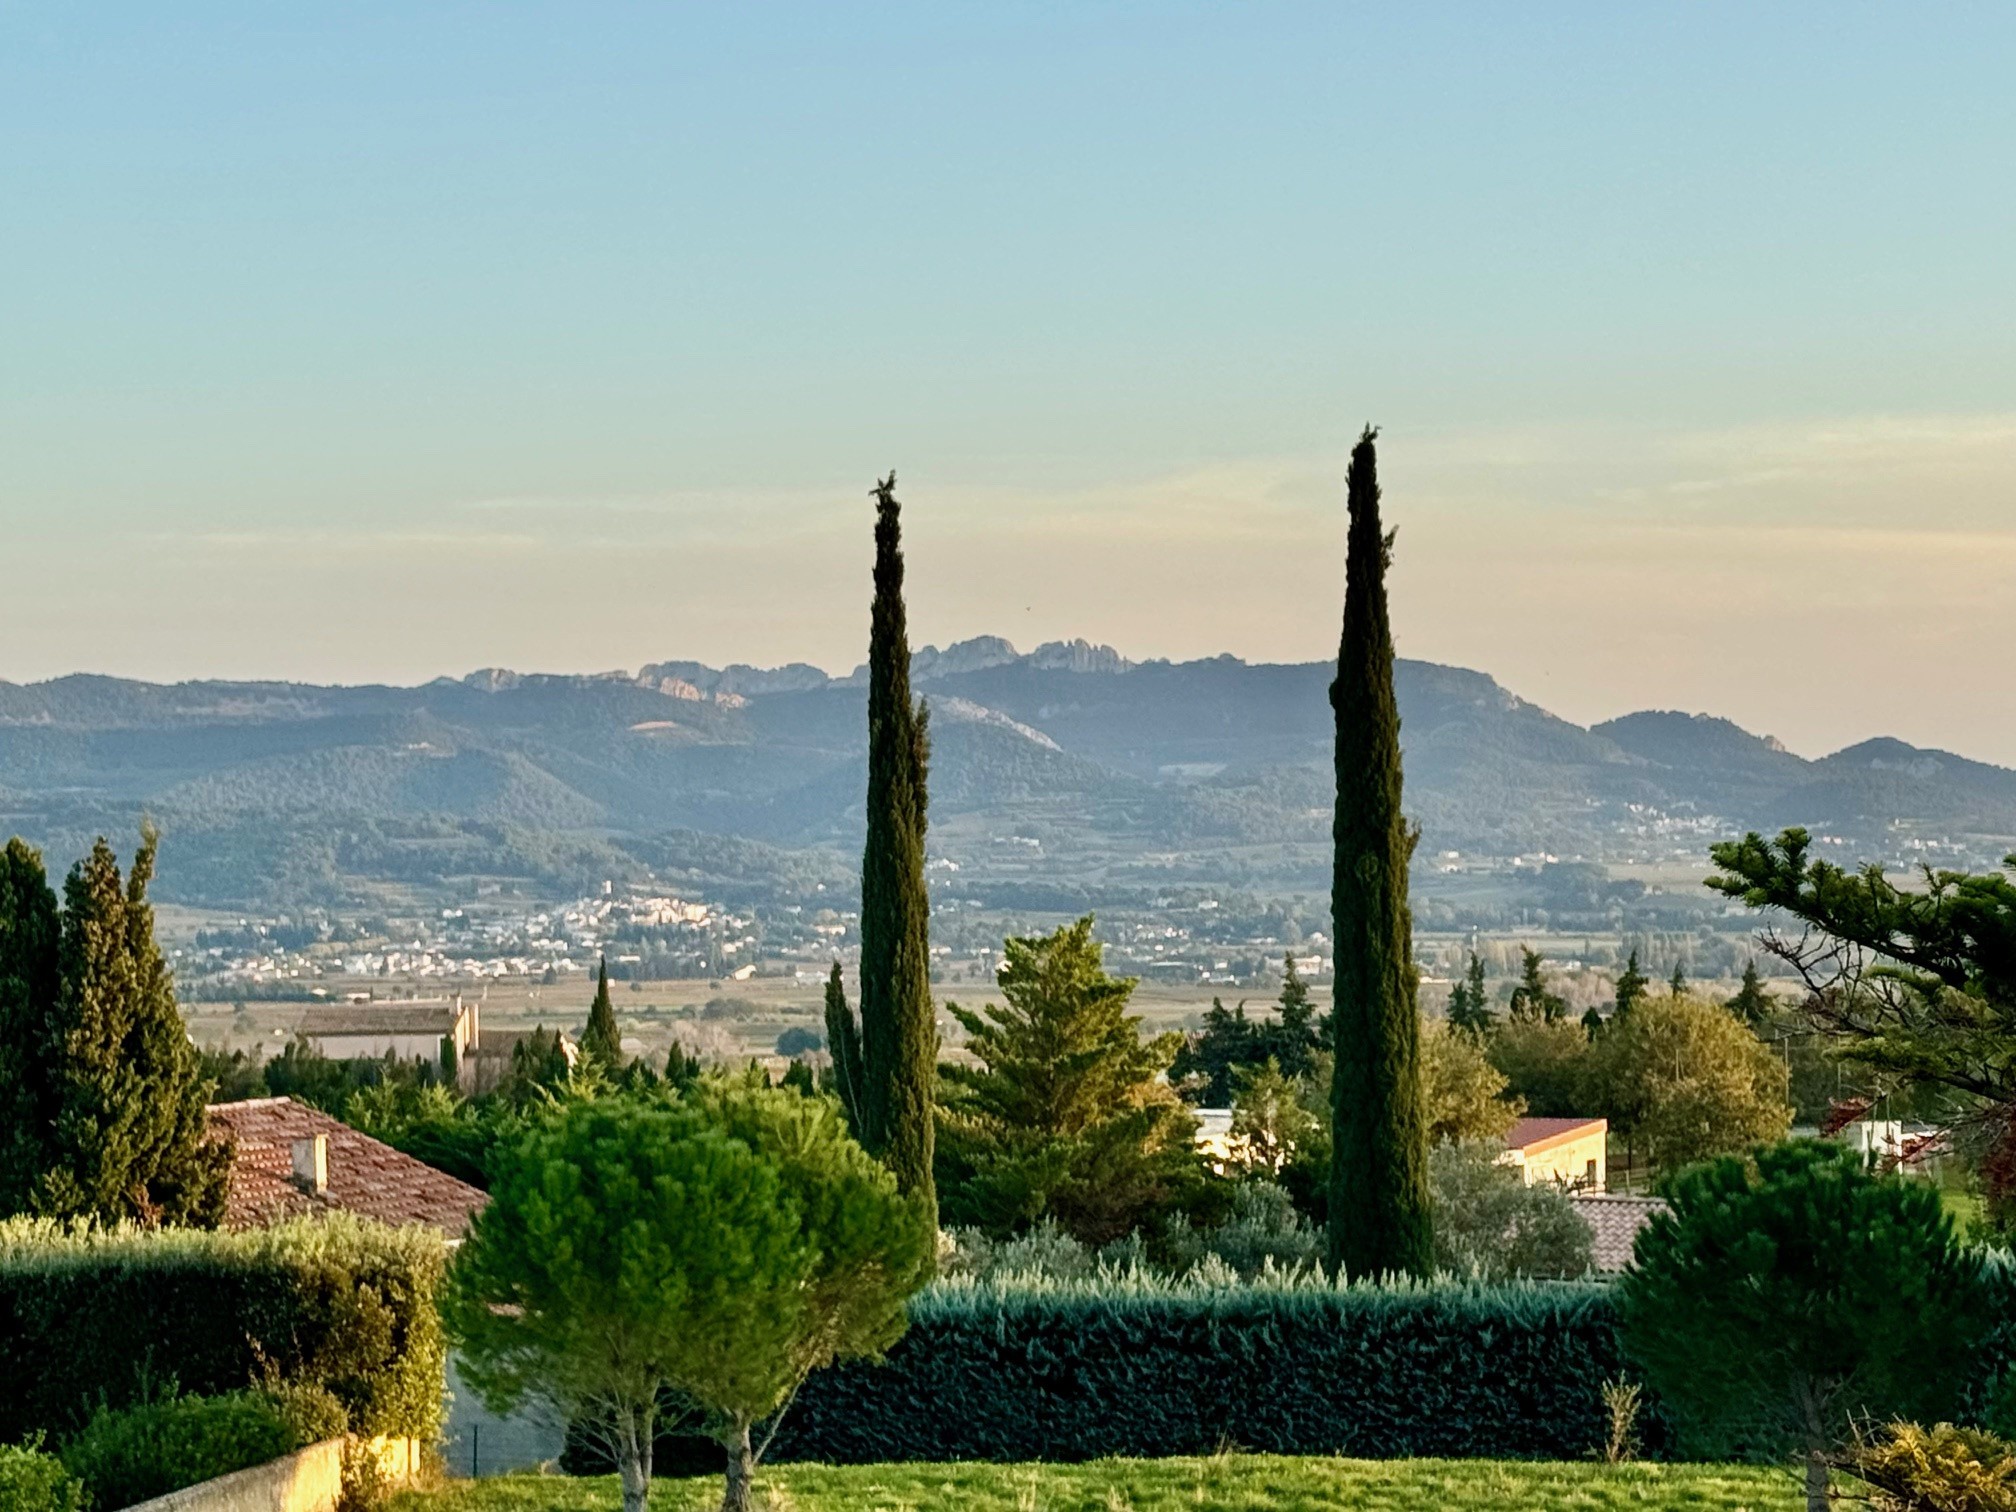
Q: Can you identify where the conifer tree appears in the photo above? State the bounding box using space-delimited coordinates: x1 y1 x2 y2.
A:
1728 959 1771 1027
1670 961 1689 997
858 473 937 1223
1326 427 1432 1280
1271 956 1320 1079
822 962 865 1129
0 839 61 1213
1447 952 1494 1034
582 957 623 1068
1509 946 1567 1024
6 832 227 1226
1614 949 1650 1020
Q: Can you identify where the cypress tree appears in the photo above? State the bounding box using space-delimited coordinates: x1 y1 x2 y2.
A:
1447 951 1494 1034
582 957 623 1068
822 962 866 1130
1326 427 1432 1280
1614 949 1650 1020
1728 959 1771 1027
22 831 228 1226
1670 961 1689 997
857 472 937 1223
0 839 61 1214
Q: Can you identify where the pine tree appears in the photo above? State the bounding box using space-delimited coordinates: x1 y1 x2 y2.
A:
1268 956 1321 1080
12 832 228 1226
582 957 623 1068
1326 427 1432 1280
1509 947 1567 1024
822 962 865 1129
857 472 937 1224
1614 949 1650 1020
1448 952 1494 1034
1582 1004 1607 1041
0 839 61 1213
1728 959 1771 1027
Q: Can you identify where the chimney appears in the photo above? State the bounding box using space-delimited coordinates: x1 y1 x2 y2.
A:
291 1134 328 1195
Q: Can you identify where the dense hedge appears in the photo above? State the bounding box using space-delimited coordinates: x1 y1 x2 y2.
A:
0 1215 445 1444
767 1272 1665 1464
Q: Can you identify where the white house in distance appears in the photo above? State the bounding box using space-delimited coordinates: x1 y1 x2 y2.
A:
294 997 479 1076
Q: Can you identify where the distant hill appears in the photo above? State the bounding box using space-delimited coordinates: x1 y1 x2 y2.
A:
2 637 2012 906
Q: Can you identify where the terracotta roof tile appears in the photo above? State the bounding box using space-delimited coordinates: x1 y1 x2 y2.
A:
206 1097 487 1240
1569 1192 1667 1272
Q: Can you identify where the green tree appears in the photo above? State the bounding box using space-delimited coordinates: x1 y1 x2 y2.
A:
582 957 622 1069
1227 1058 1319 1176
1613 950 1650 1020
1419 1016 1523 1144
1269 956 1321 1080
937 917 1201 1244
0 839 62 1213
1428 1140 1594 1282
1669 961 1688 997
1584 994 1791 1174
0 833 227 1226
1169 996 1255 1105
1485 1015 1591 1119
445 1086 931 1512
1508 947 1567 1024
820 963 865 1128
1727 959 1771 1027
1619 1140 1986 1512
1446 952 1494 1034
1326 426 1432 1280
856 472 937 1226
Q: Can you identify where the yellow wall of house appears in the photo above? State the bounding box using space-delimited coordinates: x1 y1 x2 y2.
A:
1516 1127 1607 1191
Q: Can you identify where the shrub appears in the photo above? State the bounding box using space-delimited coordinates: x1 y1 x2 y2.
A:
1619 1140 1987 1512
0 1214 445 1444
0 1437 83 1512
60 1391 295 1511
774 1270 1662 1464
1845 1421 2016 1512
1429 1141 1594 1281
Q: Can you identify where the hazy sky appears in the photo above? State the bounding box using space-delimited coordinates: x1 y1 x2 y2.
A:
4 5 2014 761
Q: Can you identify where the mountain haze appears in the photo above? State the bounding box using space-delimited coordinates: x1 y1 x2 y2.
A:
2 638 2011 907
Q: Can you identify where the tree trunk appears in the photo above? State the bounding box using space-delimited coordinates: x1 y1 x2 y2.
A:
1805 1446 1830 1512
616 1405 654 1512
720 1420 756 1512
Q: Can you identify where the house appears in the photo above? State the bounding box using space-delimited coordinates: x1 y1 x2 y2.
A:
1500 1116 1608 1191
295 997 480 1086
464 1026 580 1095
207 1096 488 1240
1569 1192 1667 1273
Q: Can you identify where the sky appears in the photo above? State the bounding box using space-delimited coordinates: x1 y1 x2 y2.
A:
3 4 2014 761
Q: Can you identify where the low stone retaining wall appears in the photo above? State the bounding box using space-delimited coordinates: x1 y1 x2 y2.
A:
123 1437 420 1512
123 1440 343 1512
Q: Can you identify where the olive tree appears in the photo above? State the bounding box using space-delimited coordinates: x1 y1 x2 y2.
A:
444 1083 933 1512
1619 1139 1985 1512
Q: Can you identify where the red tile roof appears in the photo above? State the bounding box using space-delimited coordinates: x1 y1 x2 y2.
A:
207 1097 487 1239
1503 1116 1607 1154
1569 1192 1668 1272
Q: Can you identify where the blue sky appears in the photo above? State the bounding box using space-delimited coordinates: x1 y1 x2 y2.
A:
4 4 2014 759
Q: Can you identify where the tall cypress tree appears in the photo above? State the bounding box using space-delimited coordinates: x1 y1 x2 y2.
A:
1614 949 1650 1020
857 472 937 1223
0 838 62 1214
1326 427 1432 1280
822 962 865 1129
582 957 622 1068
13 831 228 1226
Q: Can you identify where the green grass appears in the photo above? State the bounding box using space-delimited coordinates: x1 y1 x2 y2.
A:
395 1456 1802 1511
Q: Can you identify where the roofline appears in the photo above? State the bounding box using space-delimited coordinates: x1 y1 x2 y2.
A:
1509 1118 1607 1155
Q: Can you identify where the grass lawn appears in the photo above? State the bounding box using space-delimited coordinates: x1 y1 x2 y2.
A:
394 1456 1802 1510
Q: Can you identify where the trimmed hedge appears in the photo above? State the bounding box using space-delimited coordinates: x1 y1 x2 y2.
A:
60 1391 297 1511
766 1271 1668 1464
0 1215 445 1444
